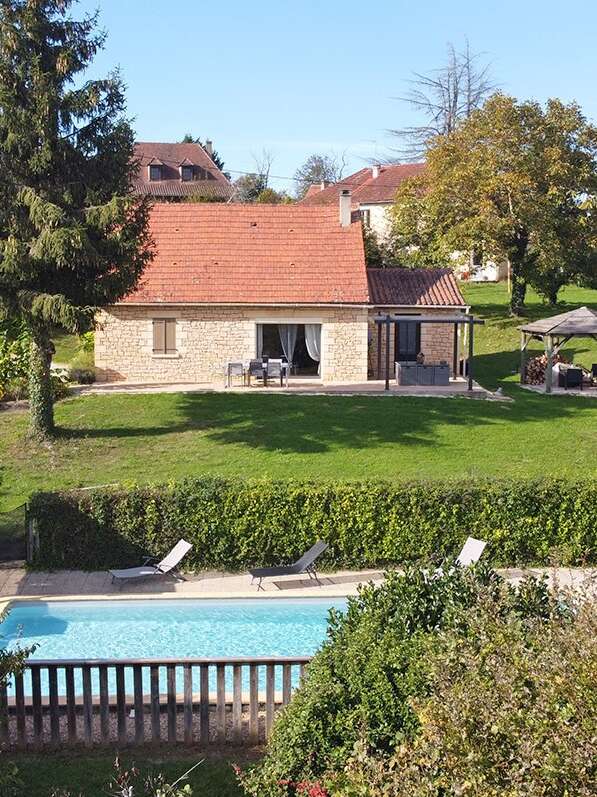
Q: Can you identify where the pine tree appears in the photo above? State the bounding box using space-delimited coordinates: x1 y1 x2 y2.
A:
0 0 153 437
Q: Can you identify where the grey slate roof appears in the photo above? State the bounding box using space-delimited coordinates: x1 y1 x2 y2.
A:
519 306 597 336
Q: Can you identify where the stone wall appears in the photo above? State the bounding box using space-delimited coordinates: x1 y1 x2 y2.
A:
94 305 369 384
367 308 462 378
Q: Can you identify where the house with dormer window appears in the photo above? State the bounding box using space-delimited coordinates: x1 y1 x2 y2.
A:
133 141 233 201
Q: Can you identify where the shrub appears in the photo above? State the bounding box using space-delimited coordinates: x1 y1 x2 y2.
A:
238 567 562 796
68 334 96 383
68 364 96 384
28 477 596 571
0 326 29 394
336 593 597 797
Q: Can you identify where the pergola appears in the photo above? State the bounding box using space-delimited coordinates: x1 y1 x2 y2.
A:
519 306 597 393
373 314 485 391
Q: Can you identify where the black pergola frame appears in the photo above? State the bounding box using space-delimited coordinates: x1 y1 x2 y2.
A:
373 314 485 392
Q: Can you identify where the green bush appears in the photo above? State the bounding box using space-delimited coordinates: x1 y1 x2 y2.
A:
336 594 596 797
238 567 563 796
28 477 596 571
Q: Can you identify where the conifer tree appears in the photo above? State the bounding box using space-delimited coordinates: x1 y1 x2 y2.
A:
0 0 152 437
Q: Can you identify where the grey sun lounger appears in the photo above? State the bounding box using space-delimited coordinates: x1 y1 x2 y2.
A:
110 539 193 583
249 540 329 590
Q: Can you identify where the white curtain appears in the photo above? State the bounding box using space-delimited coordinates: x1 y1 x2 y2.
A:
256 324 263 357
304 324 321 374
278 324 298 365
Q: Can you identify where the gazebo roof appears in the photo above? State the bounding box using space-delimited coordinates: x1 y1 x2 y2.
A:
519 306 597 337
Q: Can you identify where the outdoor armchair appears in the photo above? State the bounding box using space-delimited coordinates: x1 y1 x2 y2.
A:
249 540 329 590
110 539 193 583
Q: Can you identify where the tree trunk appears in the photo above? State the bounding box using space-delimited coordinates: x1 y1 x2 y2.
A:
28 326 55 438
509 263 527 315
547 287 559 306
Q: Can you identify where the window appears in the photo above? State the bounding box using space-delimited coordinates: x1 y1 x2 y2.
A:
149 164 162 181
471 249 483 267
152 318 177 355
361 209 371 227
181 165 194 182
395 320 421 361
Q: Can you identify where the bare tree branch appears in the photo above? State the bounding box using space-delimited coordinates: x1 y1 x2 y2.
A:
389 39 496 160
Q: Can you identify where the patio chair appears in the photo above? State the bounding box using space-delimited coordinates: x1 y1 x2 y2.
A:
249 540 329 590
562 367 583 390
225 361 245 388
265 358 287 387
109 539 193 583
247 359 265 386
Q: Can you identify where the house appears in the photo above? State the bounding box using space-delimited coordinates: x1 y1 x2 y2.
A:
94 194 468 386
132 141 233 202
302 164 507 282
301 163 425 242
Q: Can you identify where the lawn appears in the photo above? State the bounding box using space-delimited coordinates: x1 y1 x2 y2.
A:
8 752 244 797
0 284 596 514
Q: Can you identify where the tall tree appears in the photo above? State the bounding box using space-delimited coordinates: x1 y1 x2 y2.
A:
390 94 597 313
233 149 274 202
390 40 494 159
293 153 345 199
180 133 228 176
0 0 152 437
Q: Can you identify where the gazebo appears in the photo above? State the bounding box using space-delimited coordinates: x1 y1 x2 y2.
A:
519 306 597 393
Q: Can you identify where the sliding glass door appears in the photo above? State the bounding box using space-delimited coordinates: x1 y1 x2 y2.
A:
256 324 321 376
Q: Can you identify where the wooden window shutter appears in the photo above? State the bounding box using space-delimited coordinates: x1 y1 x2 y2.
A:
165 319 176 354
153 319 165 354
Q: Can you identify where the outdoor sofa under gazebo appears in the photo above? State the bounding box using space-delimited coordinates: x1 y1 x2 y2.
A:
519 306 597 393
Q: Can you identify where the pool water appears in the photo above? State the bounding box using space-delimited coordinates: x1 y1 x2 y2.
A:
0 598 346 696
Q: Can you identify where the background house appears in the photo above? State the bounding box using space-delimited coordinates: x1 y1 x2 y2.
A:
133 141 233 202
303 163 507 282
95 195 467 385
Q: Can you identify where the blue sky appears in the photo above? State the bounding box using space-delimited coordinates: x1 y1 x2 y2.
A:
77 0 596 191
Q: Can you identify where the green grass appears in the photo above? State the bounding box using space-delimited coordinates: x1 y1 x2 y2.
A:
0 284 595 513
8 752 244 797
52 330 83 365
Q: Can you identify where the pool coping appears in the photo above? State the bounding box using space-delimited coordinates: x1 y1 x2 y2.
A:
0 588 362 615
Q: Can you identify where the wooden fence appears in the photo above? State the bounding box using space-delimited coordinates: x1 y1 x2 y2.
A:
0 656 311 749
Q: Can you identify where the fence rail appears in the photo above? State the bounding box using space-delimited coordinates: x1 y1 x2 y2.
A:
0 656 311 749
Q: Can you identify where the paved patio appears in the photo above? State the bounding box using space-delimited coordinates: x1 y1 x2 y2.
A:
76 378 495 399
1 565 594 603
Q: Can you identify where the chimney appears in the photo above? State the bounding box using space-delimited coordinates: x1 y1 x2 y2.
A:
204 139 214 157
339 189 352 227
320 180 329 191
372 164 380 179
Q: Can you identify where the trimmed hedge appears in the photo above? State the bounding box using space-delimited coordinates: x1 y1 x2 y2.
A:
28 477 596 570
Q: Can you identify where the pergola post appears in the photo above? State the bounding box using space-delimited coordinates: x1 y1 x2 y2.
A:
467 317 474 392
520 332 528 384
385 316 391 391
452 323 459 379
544 334 553 394
376 322 382 380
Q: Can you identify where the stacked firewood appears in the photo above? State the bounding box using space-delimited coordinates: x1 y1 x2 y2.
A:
525 353 568 384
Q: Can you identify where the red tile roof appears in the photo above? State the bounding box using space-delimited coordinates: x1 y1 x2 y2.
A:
301 163 426 206
123 203 369 305
367 268 466 307
133 142 233 200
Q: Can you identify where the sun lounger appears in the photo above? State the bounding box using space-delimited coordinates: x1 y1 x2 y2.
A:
249 540 329 590
455 536 487 567
110 539 193 583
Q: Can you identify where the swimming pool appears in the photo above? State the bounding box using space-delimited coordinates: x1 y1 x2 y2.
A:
0 598 346 695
